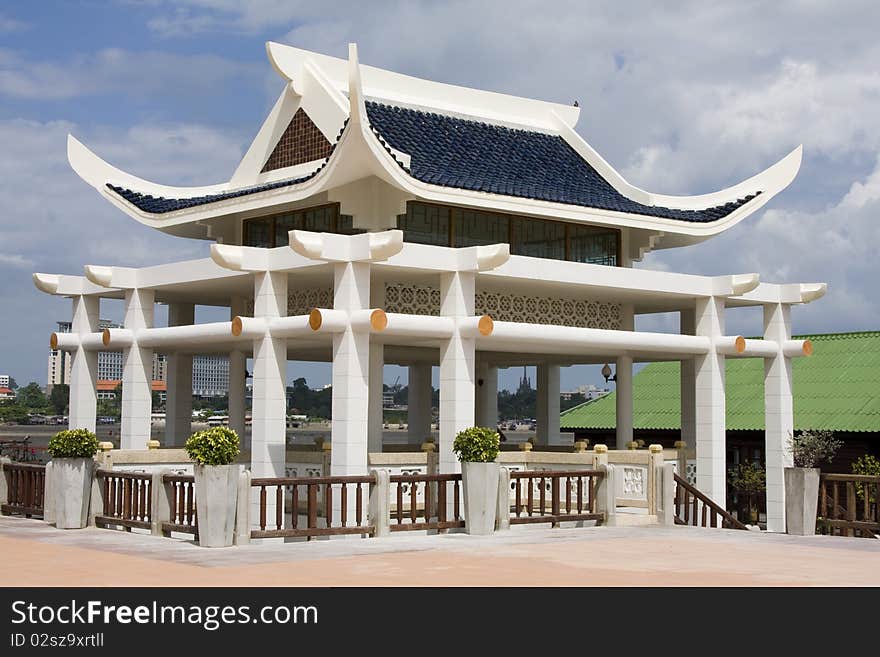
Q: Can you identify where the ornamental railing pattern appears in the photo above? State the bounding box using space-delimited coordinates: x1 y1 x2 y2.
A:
384 283 621 329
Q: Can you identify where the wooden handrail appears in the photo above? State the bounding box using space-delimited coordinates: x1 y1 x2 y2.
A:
673 473 748 530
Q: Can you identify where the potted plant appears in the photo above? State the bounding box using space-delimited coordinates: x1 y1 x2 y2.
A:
785 430 842 536
47 428 98 529
453 426 501 535
185 426 241 548
727 461 766 525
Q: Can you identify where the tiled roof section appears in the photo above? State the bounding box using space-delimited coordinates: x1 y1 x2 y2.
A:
560 331 880 433
365 102 760 223
106 121 349 214
261 108 333 173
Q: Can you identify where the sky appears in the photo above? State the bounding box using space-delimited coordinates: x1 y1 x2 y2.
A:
0 1 878 394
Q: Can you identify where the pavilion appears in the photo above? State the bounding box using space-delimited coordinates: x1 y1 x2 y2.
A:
34 42 824 532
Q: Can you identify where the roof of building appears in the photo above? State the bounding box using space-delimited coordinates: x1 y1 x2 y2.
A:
365 102 760 223
560 331 880 433
0 387 14 395
107 104 759 223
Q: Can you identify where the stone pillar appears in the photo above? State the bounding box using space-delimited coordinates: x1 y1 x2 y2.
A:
67 295 99 433
368 342 384 454
331 261 371 523
250 272 288 526
536 363 561 445
228 297 247 439
164 303 194 446
475 362 498 430
764 302 794 533
120 289 154 449
615 303 635 450
615 356 634 450
694 296 727 507
407 362 433 445
680 308 696 451
439 271 476 474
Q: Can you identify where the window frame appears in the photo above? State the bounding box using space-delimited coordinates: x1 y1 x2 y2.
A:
242 202 356 248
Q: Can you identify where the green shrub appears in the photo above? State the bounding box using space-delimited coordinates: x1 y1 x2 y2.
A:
453 426 500 463
727 461 766 495
185 427 240 466
788 430 842 468
47 428 99 458
852 454 880 503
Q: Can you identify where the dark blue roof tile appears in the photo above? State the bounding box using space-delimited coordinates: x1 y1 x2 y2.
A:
107 103 758 222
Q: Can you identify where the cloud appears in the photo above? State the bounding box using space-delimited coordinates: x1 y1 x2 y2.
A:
0 47 258 100
0 13 27 33
642 154 880 336
0 117 246 383
0 253 34 268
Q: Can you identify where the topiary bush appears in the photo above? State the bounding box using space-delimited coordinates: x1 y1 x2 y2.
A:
47 428 99 458
453 426 500 463
851 454 880 503
185 426 240 466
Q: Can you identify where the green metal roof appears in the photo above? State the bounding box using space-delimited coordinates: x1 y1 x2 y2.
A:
560 331 880 433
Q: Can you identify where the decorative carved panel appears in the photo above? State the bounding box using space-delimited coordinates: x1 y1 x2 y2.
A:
244 287 333 317
384 283 621 329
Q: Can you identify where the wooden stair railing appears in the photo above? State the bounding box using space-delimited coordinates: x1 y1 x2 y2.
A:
673 473 748 530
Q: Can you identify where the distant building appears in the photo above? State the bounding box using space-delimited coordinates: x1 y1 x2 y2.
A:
0 375 10 388
0 387 15 401
49 320 228 397
560 384 610 401
97 379 167 403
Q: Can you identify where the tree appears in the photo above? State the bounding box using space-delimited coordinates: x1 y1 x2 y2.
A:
7 376 18 390
49 384 69 415
17 382 48 410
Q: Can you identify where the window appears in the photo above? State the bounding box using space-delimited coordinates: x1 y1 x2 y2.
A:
568 225 619 266
396 203 450 246
243 203 363 248
510 217 566 260
455 210 508 247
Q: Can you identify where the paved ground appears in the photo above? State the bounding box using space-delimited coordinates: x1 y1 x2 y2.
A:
1 515 878 586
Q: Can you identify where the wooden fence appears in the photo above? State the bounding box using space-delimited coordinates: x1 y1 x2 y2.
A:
818 473 880 538
509 469 604 526
1 462 46 518
388 473 465 532
673 473 748 530
162 473 198 537
94 470 152 530
251 474 375 539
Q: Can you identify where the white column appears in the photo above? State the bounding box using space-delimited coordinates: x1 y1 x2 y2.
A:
250 271 288 530
616 303 635 449
368 342 384 454
68 295 99 433
680 309 696 450
120 289 154 449
536 364 561 445
407 362 433 445
228 296 247 439
764 302 794 533
164 303 193 446
331 261 371 523
615 356 633 449
475 362 498 430
439 271 476 474
694 296 727 507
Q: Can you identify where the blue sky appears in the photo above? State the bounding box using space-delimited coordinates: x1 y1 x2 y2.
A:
1 1 879 393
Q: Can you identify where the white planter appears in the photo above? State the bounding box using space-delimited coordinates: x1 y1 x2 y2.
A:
784 467 820 536
461 462 500 536
53 458 93 529
193 464 241 548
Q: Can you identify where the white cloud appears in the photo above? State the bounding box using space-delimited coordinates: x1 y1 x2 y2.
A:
0 48 258 100
0 13 27 33
643 154 880 336
0 253 33 268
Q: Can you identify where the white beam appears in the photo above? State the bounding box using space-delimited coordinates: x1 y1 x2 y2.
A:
764 303 795 533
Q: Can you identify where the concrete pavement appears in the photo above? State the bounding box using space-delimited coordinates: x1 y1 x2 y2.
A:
1 515 878 586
